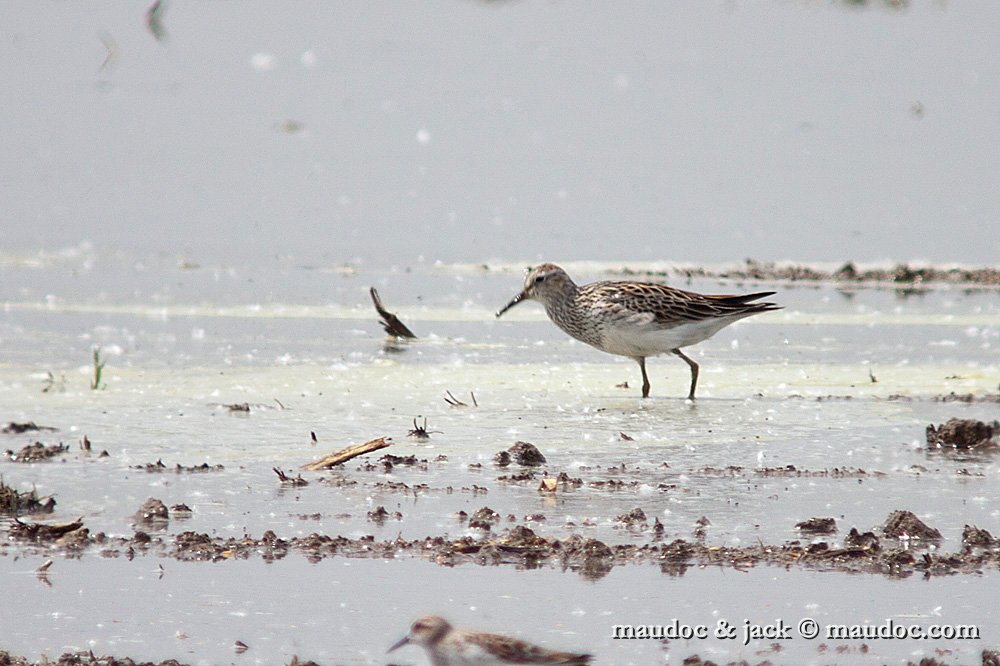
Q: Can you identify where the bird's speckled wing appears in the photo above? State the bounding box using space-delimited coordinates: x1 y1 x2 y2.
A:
583 281 779 328
466 631 592 664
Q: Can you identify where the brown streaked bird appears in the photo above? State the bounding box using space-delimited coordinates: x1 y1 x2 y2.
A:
388 615 592 665
496 263 781 399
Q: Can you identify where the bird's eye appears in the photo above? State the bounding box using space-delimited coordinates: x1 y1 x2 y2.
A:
534 275 545 284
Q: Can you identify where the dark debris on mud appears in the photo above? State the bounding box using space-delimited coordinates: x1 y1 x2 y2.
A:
697 465 884 479
1 422 58 435
795 517 837 535
0 651 192 666
133 498 170 527
4 442 70 463
0 651 320 666
613 259 1000 287
5 510 999 580
8 517 84 542
494 441 547 467
0 479 55 516
932 392 1000 404
882 510 943 542
927 419 999 450
131 460 225 473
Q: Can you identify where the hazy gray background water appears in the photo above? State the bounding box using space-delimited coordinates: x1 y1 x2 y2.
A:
4 1 999 269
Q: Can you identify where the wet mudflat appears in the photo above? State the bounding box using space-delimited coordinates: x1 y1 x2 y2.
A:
6 0 1000 661
1 259 999 665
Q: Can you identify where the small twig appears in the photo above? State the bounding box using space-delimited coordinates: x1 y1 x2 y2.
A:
370 287 417 339
42 371 65 394
35 560 53 587
444 391 478 407
272 467 308 486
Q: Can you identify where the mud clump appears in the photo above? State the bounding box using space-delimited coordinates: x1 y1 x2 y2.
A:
616 507 648 529
561 535 615 579
367 506 402 524
378 453 423 470
882 510 942 542
469 506 501 529
926 418 999 450
5 441 69 462
133 498 169 527
0 479 55 516
502 525 548 548
174 531 233 562
494 441 546 467
844 528 881 552
962 525 997 549
796 517 837 535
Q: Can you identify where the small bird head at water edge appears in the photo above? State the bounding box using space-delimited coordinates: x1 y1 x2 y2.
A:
496 263 573 317
387 615 451 652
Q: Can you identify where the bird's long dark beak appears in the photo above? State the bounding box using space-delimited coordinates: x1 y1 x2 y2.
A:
387 635 409 653
496 291 527 318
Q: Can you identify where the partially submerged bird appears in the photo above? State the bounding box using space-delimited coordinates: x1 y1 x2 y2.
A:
388 615 592 665
497 263 781 399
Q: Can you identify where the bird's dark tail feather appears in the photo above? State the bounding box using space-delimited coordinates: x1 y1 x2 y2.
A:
708 291 782 312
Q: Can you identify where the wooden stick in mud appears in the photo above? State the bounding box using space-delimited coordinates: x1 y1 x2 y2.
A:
300 437 392 471
370 287 417 339
9 517 85 541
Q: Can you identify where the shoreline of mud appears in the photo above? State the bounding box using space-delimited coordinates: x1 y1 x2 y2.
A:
607 259 1000 287
2 516 999 580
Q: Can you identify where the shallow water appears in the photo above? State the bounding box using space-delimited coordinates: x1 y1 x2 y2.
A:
1 556 996 666
2 257 999 664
